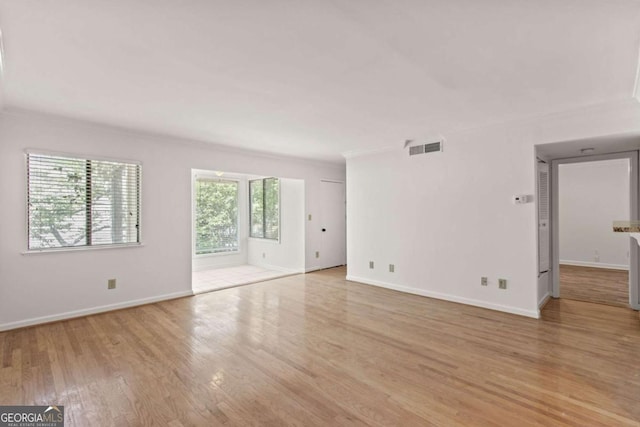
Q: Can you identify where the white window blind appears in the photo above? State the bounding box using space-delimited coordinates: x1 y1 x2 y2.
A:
195 178 239 254
249 177 279 240
27 153 140 250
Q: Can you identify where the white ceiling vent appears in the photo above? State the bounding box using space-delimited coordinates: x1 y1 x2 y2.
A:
409 145 425 155
409 141 443 156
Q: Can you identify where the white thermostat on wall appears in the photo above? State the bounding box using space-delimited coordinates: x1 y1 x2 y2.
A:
513 194 530 204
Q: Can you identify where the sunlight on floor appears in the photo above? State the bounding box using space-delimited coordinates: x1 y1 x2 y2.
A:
192 265 290 294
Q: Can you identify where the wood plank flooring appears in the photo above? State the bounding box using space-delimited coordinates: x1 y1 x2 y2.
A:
1 266 640 426
560 264 629 307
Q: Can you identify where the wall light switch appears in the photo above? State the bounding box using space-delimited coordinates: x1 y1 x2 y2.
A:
389 264 395 273
499 279 507 289
369 261 374 269
108 279 116 290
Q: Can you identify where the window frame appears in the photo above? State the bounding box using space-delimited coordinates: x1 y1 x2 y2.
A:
249 177 280 242
193 175 241 257
24 150 142 253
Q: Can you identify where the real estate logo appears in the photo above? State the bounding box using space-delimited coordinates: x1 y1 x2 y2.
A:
0 405 64 427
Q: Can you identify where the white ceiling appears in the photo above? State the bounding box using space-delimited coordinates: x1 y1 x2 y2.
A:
1 0 640 162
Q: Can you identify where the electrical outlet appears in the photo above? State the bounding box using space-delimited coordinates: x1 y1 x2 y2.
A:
369 261 374 269
481 277 488 286
315 251 320 258
498 279 507 289
389 264 395 273
108 279 116 290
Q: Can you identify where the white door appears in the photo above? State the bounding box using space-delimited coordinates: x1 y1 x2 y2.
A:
319 180 346 268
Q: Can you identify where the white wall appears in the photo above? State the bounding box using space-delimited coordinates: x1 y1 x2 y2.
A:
559 159 630 269
0 109 345 330
346 99 640 318
247 179 305 273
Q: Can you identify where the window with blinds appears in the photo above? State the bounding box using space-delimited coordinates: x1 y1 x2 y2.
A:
249 177 279 240
27 153 141 250
194 178 239 255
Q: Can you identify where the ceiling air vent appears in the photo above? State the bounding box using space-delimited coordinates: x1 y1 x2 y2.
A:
409 145 425 156
424 142 441 153
409 141 443 156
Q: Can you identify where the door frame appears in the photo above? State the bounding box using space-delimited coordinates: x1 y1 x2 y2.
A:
550 151 639 309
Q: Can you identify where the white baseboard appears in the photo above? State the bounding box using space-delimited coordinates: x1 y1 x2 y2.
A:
538 292 551 309
559 260 629 271
0 290 194 332
346 275 540 319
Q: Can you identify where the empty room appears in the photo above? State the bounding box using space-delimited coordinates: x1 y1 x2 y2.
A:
1 1 640 426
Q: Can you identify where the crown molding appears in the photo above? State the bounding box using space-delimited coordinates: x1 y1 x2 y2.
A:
342 98 640 160
442 97 640 138
1 107 346 170
342 145 397 160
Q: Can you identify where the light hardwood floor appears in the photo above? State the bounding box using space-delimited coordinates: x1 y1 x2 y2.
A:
2 267 640 426
560 264 629 307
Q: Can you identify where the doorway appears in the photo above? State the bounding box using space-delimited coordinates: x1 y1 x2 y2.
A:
549 152 639 309
318 180 346 269
557 158 630 307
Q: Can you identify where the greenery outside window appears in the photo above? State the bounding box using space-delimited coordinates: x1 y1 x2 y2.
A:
249 177 279 240
27 153 141 250
195 178 239 255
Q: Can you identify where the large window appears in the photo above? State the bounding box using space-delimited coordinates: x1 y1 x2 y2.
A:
27 153 140 250
250 177 279 240
195 178 239 254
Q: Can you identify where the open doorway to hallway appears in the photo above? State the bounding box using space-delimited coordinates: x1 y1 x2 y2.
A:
536 135 640 313
557 159 630 307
